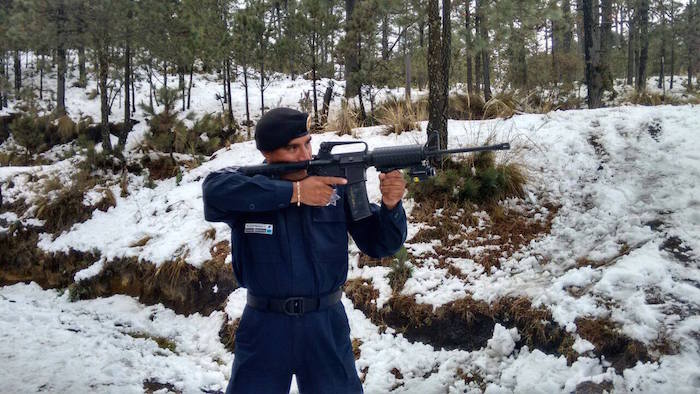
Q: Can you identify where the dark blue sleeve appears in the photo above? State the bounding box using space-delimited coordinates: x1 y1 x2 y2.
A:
202 167 293 222
347 199 407 259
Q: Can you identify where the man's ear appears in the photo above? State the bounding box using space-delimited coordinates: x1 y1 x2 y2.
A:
261 150 272 161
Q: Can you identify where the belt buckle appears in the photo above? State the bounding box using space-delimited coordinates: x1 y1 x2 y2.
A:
283 297 305 316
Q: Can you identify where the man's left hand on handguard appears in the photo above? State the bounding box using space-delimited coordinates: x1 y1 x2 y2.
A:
379 170 406 210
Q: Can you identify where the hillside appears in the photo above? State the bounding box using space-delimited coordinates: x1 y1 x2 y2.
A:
2 71 699 393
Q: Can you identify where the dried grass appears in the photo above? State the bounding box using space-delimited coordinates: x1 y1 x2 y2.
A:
328 99 360 136
374 95 427 135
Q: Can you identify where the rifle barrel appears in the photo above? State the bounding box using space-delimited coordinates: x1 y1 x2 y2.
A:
427 142 510 157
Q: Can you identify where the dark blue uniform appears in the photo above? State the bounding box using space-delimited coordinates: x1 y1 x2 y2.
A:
202 168 407 394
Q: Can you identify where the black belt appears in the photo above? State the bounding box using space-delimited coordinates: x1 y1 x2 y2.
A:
246 289 343 316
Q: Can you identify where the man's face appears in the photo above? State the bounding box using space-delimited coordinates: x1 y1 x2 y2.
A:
262 134 312 181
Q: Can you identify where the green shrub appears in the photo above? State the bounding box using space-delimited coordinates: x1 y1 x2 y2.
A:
9 113 80 154
408 154 526 206
143 88 234 155
10 115 46 154
79 145 120 173
387 247 413 293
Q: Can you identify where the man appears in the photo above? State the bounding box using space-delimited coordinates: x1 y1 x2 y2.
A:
202 107 407 393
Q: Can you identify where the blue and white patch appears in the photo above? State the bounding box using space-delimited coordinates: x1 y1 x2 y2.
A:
327 188 341 206
244 223 274 235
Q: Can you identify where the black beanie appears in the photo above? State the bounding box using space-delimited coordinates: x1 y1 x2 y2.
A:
255 107 309 152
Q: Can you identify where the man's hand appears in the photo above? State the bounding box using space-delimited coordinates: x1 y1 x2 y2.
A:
379 170 406 210
292 176 347 206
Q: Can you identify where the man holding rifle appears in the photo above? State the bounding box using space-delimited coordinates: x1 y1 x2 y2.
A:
203 107 408 394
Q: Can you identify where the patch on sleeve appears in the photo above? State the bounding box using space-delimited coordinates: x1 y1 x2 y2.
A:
244 223 274 235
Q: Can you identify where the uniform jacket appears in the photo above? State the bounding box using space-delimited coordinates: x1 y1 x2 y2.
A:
202 168 408 299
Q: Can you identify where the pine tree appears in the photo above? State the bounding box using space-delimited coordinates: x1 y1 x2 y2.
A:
427 0 451 151
636 0 650 91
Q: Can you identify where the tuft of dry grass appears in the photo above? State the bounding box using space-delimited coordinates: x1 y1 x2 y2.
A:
448 93 485 120
328 99 360 136
209 241 230 265
95 187 116 212
35 180 95 234
357 253 394 268
141 154 179 181
203 228 217 241
219 316 240 353
455 368 486 391
575 317 651 371
344 278 380 309
483 96 516 119
352 338 363 360
126 332 177 353
130 236 152 248
374 95 427 135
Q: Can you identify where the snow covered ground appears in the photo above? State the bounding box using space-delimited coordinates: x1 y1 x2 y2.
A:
1 64 700 393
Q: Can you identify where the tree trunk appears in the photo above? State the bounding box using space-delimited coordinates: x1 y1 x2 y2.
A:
465 0 473 93
418 21 426 90
260 58 265 115
478 0 491 101
312 32 319 124
120 40 131 150
427 0 449 151
514 2 527 90
131 67 136 114
382 14 389 61
56 1 67 114
187 62 194 109
576 0 586 56
404 30 412 101
179 65 185 112
163 61 168 91
14 50 21 95
670 0 675 90
226 59 234 125
0 53 4 109
321 82 333 126
357 85 366 123
344 0 360 97
474 9 481 92
687 0 696 91
442 0 451 113
636 0 650 91
39 54 44 100
221 61 227 104
98 46 113 153
148 59 154 109
243 65 251 137
583 0 603 108
78 46 87 88
600 0 613 92
626 3 635 85
658 1 666 90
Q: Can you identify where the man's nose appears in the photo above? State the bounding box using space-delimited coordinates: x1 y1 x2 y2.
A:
299 145 312 161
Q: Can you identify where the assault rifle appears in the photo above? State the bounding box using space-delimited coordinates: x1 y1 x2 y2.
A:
237 138 510 221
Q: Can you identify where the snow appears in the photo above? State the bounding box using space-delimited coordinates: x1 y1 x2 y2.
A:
2 61 700 392
0 282 231 394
